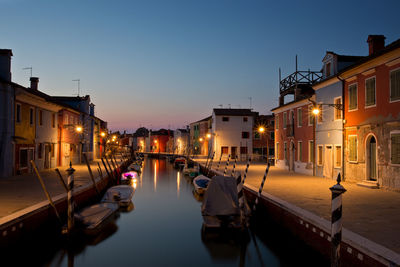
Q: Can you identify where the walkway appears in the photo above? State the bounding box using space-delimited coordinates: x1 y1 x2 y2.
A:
197 158 400 255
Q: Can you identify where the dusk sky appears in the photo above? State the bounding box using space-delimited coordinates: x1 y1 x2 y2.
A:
1 0 400 132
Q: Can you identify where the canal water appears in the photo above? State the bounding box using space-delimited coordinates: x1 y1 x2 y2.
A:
4 158 328 266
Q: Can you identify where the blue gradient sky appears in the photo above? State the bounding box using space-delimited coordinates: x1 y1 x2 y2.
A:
1 0 400 131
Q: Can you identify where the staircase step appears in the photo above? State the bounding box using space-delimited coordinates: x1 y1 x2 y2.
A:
357 181 379 189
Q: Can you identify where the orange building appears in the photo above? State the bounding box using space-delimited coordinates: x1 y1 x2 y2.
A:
341 35 400 189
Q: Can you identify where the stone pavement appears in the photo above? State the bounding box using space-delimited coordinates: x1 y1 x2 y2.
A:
196 158 400 255
0 159 120 218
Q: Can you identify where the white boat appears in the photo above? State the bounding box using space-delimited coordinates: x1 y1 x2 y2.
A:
174 157 186 169
102 185 135 208
183 162 200 177
75 202 119 235
193 175 211 195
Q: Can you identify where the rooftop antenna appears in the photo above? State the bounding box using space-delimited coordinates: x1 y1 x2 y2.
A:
248 97 252 109
72 79 80 96
296 54 298 72
23 67 33 78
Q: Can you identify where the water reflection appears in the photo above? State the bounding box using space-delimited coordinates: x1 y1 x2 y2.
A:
177 171 180 198
154 161 157 192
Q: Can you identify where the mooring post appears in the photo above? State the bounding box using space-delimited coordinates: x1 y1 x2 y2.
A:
242 157 252 184
83 153 100 196
252 162 270 211
55 168 68 192
97 162 103 178
223 154 231 176
330 173 346 267
105 156 115 181
231 155 238 176
101 157 111 179
66 162 75 233
216 153 223 172
206 152 215 177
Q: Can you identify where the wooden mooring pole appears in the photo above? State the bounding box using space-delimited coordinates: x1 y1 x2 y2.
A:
252 162 270 211
231 155 238 177
215 153 223 172
83 153 100 196
55 168 68 192
330 173 346 267
66 162 75 233
31 160 62 224
223 154 231 176
242 157 252 184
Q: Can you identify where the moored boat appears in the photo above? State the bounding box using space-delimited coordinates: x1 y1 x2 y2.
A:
183 162 200 177
174 157 186 169
120 171 138 185
75 202 119 236
193 175 211 195
102 185 135 208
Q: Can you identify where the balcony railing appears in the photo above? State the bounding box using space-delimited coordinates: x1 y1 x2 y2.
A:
280 70 322 94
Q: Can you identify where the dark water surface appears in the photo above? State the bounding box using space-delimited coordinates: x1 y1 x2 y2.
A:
4 158 328 266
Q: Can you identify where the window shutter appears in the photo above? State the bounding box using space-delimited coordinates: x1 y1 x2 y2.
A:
366 78 375 106
391 70 400 101
392 134 400 164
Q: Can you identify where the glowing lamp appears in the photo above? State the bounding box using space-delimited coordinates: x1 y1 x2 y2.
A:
76 126 83 133
206 133 211 139
312 108 320 115
199 137 204 142
100 132 106 137
258 126 265 133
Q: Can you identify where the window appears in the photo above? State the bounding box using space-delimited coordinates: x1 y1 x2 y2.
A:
317 145 323 166
276 143 280 159
52 113 56 128
348 83 358 110
243 117 248 122
222 117 229 122
240 147 248 154
284 142 287 160
242 132 249 139
309 141 314 163
348 135 358 162
275 114 279 130
30 108 34 125
298 141 302 161
16 104 21 123
254 132 260 140
221 146 228 154
317 104 323 123
297 108 302 127
365 77 376 107
391 133 400 164
326 62 331 77
308 105 315 125
334 97 342 120
283 112 287 129
39 110 43 126
335 145 342 168
390 69 400 102
38 143 43 159
270 131 274 140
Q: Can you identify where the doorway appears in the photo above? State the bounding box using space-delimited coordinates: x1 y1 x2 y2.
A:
323 146 333 178
367 136 377 181
231 147 237 159
44 144 50 169
289 141 295 171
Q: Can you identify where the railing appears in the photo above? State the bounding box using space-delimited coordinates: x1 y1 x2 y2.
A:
280 70 322 94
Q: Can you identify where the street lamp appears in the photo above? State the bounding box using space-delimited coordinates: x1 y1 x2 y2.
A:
258 126 266 161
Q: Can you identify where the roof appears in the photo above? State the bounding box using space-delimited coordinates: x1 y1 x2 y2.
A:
326 51 365 62
177 128 188 133
192 116 211 124
51 95 90 102
213 108 257 116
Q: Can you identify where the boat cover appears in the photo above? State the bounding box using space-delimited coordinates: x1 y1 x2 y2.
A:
201 175 239 216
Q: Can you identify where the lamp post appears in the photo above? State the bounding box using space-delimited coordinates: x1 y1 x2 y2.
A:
258 126 265 162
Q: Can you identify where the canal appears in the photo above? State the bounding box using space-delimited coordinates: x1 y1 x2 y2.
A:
3 157 328 266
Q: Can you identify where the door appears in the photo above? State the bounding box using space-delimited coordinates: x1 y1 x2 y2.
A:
44 145 50 169
323 146 333 178
289 141 295 171
231 147 237 158
369 137 377 181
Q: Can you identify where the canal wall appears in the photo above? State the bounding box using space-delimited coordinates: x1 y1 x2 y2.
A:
0 158 131 248
196 160 400 267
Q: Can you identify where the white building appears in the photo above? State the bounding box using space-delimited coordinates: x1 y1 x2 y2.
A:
211 109 257 161
174 128 189 155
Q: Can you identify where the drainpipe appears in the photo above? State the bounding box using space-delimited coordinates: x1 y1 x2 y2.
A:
338 75 345 181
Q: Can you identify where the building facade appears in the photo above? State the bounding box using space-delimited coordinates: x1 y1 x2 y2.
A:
253 114 275 162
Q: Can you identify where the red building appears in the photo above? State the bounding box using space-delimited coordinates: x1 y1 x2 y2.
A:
150 129 173 153
341 35 400 189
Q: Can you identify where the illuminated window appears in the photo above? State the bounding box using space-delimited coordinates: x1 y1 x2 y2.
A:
348 84 358 110
348 135 358 162
276 143 280 159
390 69 400 102
365 77 376 107
221 146 228 154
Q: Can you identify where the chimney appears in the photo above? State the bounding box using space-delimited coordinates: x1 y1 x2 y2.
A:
30 77 39 90
0 49 13 82
367 35 386 56
89 103 95 116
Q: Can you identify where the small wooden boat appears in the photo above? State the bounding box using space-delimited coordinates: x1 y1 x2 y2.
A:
128 162 141 172
102 185 135 208
174 157 186 169
75 202 119 235
120 171 138 185
183 162 200 177
193 175 211 195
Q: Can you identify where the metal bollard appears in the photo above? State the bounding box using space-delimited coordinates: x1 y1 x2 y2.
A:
67 162 75 233
330 173 346 267
223 154 231 176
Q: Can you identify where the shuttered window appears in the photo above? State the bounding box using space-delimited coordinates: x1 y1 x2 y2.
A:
275 114 279 130
283 112 287 129
317 146 323 166
297 108 302 127
391 133 400 164
365 77 376 107
348 135 358 162
309 141 314 163
335 145 342 167
390 69 400 101
276 143 280 159
334 98 342 120
298 141 302 161
349 84 357 110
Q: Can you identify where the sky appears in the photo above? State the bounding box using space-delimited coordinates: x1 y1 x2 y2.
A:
1 0 400 132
